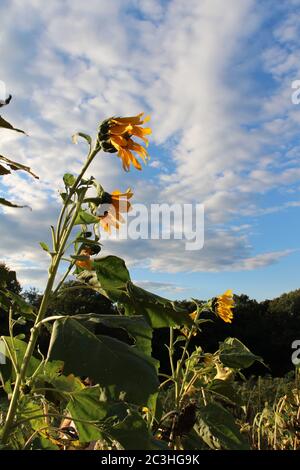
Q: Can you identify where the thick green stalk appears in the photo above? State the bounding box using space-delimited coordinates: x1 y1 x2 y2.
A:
176 310 200 407
56 148 98 244
168 327 179 405
1 147 99 444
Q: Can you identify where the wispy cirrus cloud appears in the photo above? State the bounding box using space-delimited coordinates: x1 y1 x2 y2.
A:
0 0 299 291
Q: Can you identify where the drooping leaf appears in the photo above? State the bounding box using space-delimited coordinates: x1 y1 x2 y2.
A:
196 402 249 450
19 398 46 433
81 256 193 329
0 197 27 208
207 379 241 405
124 283 193 328
107 411 157 450
93 255 130 290
0 164 11 175
0 289 35 316
72 132 92 147
0 116 25 134
66 386 109 442
182 429 210 450
31 436 60 450
47 317 159 405
72 314 154 357
0 155 38 179
219 337 263 369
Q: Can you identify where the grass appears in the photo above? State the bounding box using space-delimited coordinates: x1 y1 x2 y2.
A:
235 371 300 449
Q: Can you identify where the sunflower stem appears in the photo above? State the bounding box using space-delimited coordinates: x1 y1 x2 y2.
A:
1 145 100 445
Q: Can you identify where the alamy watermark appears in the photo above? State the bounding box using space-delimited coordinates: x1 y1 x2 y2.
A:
99 202 205 251
291 80 300 104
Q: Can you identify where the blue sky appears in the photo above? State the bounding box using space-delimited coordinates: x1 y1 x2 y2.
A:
1 0 300 301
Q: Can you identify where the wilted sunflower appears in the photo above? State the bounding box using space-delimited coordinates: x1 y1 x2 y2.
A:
75 244 101 271
99 188 133 233
215 289 234 323
98 113 151 171
189 311 197 321
214 363 234 381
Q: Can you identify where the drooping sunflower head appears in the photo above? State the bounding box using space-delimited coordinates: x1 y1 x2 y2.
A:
75 247 93 271
215 289 234 323
75 244 101 271
98 188 133 233
98 113 151 171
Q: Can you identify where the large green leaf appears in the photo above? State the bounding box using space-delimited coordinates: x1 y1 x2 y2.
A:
93 256 130 290
219 337 263 369
47 317 158 405
80 256 192 328
0 337 40 381
124 282 193 328
0 289 35 316
182 429 209 450
196 402 249 450
108 411 157 450
207 379 241 405
66 388 160 449
66 386 109 442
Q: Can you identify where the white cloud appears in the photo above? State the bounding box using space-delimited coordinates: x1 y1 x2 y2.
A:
0 0 299 287
134 280 186 294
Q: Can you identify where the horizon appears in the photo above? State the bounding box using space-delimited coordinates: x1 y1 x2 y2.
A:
1 0 300 302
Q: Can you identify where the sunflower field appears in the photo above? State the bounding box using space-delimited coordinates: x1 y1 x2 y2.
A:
0 99 298 452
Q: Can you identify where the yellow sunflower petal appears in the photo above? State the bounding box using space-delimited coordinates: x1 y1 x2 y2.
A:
109 123 132 135
128 150 142 170
111 112 145 125
189 311 197 321
119 148 131 171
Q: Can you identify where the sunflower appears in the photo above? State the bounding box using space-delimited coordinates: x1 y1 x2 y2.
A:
189 311 197 321
214 363 234 381
99 188 133 233
216 289 234 323
75 248 93 271
98 113 151 171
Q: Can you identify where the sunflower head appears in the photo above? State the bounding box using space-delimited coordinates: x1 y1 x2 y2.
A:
75 248 93 271
98 113 151 171
215 289 234 323
98 119 118 153
98 188 133 233
101 188 133 212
